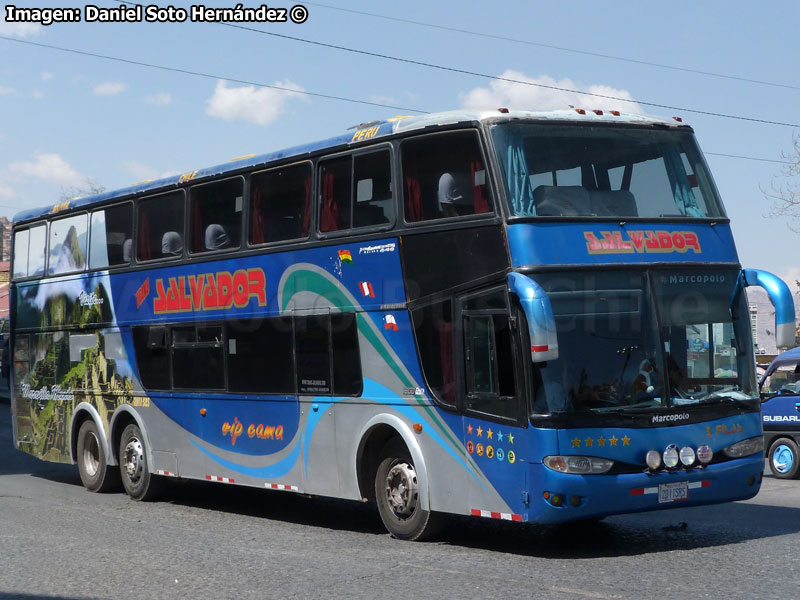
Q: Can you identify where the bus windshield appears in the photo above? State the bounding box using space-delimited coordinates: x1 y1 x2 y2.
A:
491 122 725 219
529 268 757 416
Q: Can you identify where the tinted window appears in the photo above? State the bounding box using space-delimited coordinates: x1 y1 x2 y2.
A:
132 326 171 390
227 317 295 393
189 178 243 253
137 191 184 261
402 131 492 223
319 150 393 232
295 314 331 394
12 229 29 279
250 163 312 244
49 214 88 275
411 299 455 405
90 204 133 268
331 312 362 395
172 324 225 390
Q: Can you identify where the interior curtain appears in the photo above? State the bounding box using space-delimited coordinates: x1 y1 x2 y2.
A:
471 160 490 214
662 144 703 217
139 212 150 260
320 171 338 232
302 175 312 236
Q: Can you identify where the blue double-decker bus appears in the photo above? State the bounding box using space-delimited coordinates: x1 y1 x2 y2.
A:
9 109 794 540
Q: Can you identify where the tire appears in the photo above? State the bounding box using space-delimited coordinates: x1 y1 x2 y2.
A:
374 441 443 541
768 437 800 479
119 423 162 501
76 420 120 493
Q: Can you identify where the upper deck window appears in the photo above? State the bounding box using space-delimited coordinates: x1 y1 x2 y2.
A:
137 191 184 261
490 123 725 219
250 162 311 245
401 130 492 223
89 203 132 269
189 177 243 253
318 149 393 233
49 214 88 275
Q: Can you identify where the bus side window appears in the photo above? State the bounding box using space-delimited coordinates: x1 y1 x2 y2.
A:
132 325 171 390
411 299 455 406
49 214 88 275
13 335 31 384
461 289 519 421
137 191 184 261
89 204 133 269
249 162 312 245
172 324 225 390
402 130 492 223
227 317 295 393
318 149 393 233
13 229 30 279
189 177 243 253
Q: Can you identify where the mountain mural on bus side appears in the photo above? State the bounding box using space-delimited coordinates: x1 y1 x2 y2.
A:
16 329 136 463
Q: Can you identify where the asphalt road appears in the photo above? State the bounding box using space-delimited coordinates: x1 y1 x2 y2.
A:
1 398 799 600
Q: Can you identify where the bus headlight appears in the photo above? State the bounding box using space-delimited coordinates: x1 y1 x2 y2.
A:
543 456 614 474
679 446 696 467
697 445 713 464
645 450 662 470
723 436 764 458
663 444 680 468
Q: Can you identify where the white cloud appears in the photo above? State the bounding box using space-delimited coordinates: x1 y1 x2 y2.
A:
0 184 14 200
460 70 642 114
0 86 16 96
31 90 44 100
143 92 173 106
93 81 127 96
0 16 42 38
41 72 54 81
8 153 85 188
205 79 308 126
122 161 159 181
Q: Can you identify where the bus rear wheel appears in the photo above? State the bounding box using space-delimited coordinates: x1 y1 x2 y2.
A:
119 423 162 501
768 437 800 479
77 420 120 493
374 441 442 541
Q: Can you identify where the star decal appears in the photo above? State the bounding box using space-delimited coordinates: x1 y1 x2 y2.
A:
585 437 594 447
497 431 504 442
476 426 483 437
467 424 473 435
609 435 618 446
622 435 631 446
597 437 606 447
571 437 581 448
487 428 494 440
507 433 514 445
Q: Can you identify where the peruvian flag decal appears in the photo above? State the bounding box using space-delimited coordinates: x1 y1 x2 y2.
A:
359 281 375 298
384 314 398 331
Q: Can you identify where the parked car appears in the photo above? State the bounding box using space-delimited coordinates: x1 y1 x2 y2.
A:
759 347 800 479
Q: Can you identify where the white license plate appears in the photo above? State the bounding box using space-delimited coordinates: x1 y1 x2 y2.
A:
658 481 689 503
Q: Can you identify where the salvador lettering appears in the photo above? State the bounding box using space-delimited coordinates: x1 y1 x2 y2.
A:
152 268 266 314
584 230 701 255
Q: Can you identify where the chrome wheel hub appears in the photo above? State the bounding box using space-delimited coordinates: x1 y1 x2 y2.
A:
83 432 100 477
124 437 145 483
384 461 419 517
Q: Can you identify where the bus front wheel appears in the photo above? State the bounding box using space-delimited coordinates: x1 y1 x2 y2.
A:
768 437 800 479
77 420 120 493
374 441 442 541
119 424 162 501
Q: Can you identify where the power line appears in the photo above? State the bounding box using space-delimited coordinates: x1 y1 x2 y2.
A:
306 1 800 93
215 21 800 129
0 35 426 114
0 34 794 167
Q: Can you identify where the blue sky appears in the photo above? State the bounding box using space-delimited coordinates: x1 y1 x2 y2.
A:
1 0 799 287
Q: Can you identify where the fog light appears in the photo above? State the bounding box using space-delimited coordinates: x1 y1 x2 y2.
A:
679 446 696 467
646 450 662 470
663 444 679 468
697 445 713 464
551 494 564 507
571 495 582 507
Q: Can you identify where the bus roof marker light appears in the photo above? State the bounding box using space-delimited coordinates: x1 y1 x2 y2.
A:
498 107 509 113
593 110 603 115
645 450 662 470
679 446 696 467
697 445 713 464
663 444 680 469
610 110 621 116
575 108 586 115
672 116 683 122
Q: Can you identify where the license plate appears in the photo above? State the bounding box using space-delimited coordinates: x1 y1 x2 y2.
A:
658 481 689 503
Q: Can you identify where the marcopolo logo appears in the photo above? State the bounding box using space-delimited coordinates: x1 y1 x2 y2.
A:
652 413 691 424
